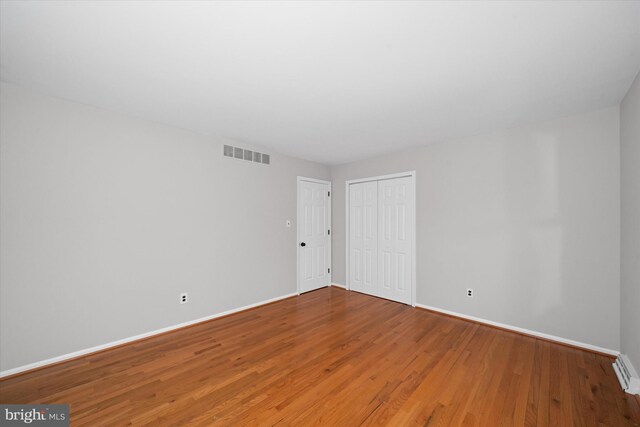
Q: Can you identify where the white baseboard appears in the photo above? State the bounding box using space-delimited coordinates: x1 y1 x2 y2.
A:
416 303 619 356
331 283 346 289
613 354 640 395
0 292 298 379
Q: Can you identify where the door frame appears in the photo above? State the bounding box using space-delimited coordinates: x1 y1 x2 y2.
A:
345 171 416 306
297 176 332 295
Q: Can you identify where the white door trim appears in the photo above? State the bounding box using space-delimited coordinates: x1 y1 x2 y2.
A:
346 171 416 185
297 176 332 295
345 171 416 306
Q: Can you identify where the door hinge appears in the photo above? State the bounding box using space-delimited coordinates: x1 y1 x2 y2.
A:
328 268 331 274
328 229 330 235
328 191 330 197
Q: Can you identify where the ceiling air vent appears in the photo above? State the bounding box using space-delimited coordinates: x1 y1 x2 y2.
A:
223 144 271 166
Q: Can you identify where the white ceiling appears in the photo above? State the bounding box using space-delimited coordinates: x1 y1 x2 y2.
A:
1 1 639 165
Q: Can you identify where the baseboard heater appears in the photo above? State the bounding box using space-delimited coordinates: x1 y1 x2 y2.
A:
613 354 640 395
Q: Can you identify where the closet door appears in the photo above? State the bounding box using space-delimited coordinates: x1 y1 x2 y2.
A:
349 181 378 295
377 177 413 305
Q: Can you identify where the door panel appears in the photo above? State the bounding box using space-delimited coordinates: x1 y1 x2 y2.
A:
298 180 330 293
377 177 413 304
349 181 378 295
349 183 364 292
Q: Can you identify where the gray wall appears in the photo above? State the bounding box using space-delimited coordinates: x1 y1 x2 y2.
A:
331 107 621 351
621 72 640 369
0 82 330 371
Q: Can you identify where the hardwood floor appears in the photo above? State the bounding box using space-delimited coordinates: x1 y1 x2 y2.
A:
1 286 638 426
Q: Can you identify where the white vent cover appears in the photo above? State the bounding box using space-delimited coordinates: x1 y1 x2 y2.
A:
613 354 640 395
223 145 270 165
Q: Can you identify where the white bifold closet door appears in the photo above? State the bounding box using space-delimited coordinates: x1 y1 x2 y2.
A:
349 176 413 305
377 177 413 305
349 181 378 295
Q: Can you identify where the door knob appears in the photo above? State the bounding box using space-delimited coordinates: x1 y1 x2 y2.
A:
300 242 306 247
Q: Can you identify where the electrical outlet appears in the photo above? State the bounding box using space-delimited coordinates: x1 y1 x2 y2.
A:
466 289 474 298
180 292 188 304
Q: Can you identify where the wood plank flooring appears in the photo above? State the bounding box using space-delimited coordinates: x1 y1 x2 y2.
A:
1 287 638 426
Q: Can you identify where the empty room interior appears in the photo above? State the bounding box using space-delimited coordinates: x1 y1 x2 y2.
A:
1 1 640 425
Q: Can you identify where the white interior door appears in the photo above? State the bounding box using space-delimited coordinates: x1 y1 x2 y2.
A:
377 177 413 305
298 179 330 293
349 181 378 295
347 173 415 305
